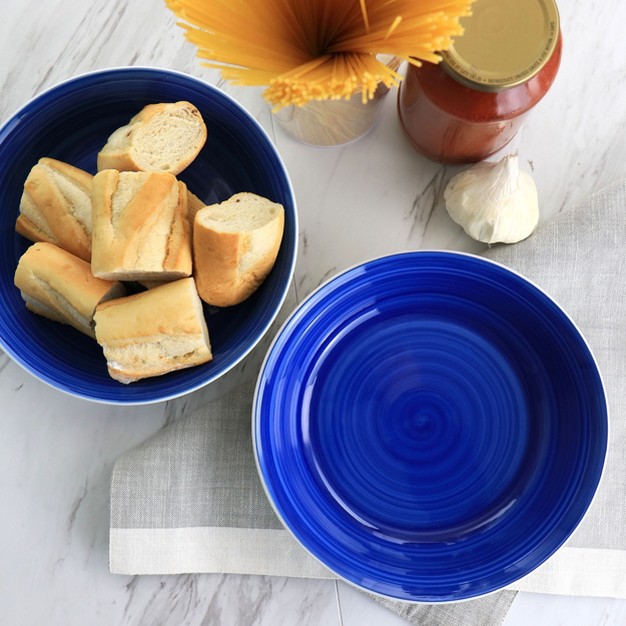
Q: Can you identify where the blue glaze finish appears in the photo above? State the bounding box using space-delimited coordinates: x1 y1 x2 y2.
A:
253 251 607 602
0 68 297 404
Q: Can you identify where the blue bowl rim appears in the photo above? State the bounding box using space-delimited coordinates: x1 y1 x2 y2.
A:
0 65 298 405
252 249 609 602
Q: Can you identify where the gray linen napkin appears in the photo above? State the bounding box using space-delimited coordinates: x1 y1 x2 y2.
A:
110 179 626 625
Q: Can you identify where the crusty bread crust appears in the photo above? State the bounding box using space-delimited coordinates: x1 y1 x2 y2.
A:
16 157 93 261
193 192 285 307
187 189 207 224
97 101 207 175
94 277 212 383
14 242 125 337
91 170 192 281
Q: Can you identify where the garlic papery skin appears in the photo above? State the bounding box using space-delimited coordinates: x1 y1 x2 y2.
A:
443 155 539 244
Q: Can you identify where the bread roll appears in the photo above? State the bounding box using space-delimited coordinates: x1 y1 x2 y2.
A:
97 101 207 175
14 242 125 338
93 277 212 384
193 192 285 307
16 157 93 261
91 170 192 281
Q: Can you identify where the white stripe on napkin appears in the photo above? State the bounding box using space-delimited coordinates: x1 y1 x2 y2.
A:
111 525 626 599
110 526 333 578
508 547 626 597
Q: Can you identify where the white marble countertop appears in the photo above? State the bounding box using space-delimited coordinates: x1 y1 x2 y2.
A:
1 1 626 624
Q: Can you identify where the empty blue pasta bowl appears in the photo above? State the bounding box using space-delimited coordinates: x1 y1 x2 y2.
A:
0 67 297 404
253 251 607 602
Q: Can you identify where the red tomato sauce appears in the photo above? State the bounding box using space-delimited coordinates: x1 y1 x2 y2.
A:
397 35 562 164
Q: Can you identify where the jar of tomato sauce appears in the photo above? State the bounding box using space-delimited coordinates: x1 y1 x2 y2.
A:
397 0 562 164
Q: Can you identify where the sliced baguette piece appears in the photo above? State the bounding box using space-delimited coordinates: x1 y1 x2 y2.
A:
138 189 207 291
97 101 207 175
93 277 212 384
193 192 285 307
14 242 125 338
91 169 192 281
16 157 93 261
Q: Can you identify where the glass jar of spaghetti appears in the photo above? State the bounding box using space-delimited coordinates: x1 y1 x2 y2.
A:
397 0 562 164
273 55 401 147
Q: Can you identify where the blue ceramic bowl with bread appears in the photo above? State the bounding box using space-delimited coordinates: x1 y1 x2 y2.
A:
0 67 297 404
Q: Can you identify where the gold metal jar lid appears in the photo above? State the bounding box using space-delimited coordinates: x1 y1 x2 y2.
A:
441 0 560 91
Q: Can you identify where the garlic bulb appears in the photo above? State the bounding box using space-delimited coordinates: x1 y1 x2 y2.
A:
443 155 539 244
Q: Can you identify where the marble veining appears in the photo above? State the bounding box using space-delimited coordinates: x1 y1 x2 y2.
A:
404 167 449 240
1 0 626 624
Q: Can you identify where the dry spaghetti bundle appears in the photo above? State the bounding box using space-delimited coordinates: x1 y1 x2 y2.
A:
166 0 474 109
